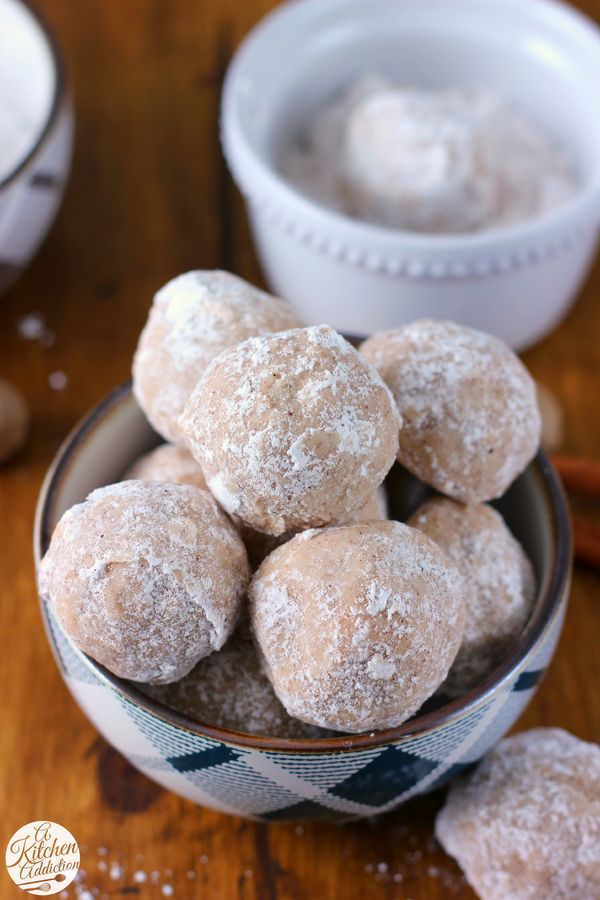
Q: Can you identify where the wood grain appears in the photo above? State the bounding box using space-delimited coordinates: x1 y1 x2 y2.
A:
1 1 599 897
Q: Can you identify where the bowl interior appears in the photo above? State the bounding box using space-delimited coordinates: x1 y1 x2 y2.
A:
0 0 57 184
231 0 600 193
35 383 567 749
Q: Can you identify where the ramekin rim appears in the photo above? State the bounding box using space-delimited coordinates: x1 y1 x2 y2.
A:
34 382 572 754
0 0 68 193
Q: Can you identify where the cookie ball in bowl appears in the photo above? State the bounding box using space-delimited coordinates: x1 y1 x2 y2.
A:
125 443 207 490
133 270 303 444
240 483 389 569
344 483 389 524
0 378 29 464
180 325 401 536
142 621 329 739
249 521 467 733
361 320 541 504
39 481 250 683
408 497 535 697
436 728 600 900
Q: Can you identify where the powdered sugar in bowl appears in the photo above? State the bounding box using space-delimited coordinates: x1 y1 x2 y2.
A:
222 0 600 350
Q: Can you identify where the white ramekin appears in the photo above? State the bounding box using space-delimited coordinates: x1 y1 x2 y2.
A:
222 0 600 350
0 0 74 297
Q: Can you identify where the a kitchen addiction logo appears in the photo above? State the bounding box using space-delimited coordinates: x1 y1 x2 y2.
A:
5 821 80 895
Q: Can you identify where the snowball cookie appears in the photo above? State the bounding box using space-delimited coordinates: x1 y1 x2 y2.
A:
240 484 389 569
361 320 541 504
408 497 535 696
132 270 303 444
142 621 329 738
249 521 467 732
436 728 600 900
180 325 401 535
340 87 496 233
125 443 207 490
0 378 29 464
39 481 250 683
347 483 389 523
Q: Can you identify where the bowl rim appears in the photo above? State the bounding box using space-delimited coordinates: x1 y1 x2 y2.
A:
34 381 572 754
221 0 600 268
0 0 67 193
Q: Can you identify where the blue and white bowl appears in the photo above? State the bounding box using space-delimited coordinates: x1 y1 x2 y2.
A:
0 0 74 296
34 384 571 822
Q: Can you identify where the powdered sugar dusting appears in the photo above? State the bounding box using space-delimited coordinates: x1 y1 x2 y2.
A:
249 520 467 732
142 620 330 738
409 497 535 696
282 77 576 234
132 270 303 444
39 480 250 683
436 728 600 899
180 325 401 535
361 320 540 504
125 443 207 490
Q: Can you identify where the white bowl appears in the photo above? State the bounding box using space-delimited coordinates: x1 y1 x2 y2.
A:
222 0 600 350
0 0 73 296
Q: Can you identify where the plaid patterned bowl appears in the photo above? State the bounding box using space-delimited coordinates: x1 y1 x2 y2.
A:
34 384 571 822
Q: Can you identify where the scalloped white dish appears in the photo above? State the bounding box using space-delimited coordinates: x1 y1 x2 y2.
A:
221 0 600 349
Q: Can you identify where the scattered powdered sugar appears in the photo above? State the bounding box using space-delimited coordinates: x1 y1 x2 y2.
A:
108 862 122 880
39 480 250 683
282 76 577 233
249 520 467 732
17 312 55 346
409 497 535 696
48 370 68 391
361 320 541 504
180 325 400 535
132 270 303 444
436 728 600 900
56 847 215 897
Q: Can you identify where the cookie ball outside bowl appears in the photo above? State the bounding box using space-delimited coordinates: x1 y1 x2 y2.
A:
34 383 571 822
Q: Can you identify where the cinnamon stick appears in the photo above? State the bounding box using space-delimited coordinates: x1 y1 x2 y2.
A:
551 455 600 498
572 516 600 570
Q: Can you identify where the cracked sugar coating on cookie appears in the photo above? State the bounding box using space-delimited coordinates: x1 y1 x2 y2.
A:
361 320 540 504
132 270 304 444
249 521 467 733
125 443 207 490
408 497 535 696
436 728 600 900
141 621 330 739
180 325 401 535
39 480 250 683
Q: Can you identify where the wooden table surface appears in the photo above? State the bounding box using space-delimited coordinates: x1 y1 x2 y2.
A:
1 1 599 897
